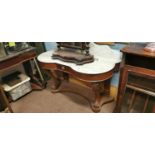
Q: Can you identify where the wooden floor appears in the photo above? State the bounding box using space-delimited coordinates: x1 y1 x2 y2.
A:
8 81 115 113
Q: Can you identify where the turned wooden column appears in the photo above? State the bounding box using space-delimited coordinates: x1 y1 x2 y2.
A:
91 83 102 112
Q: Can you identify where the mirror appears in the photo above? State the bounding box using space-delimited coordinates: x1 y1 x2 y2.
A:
57 42 89 51
52 42 94 65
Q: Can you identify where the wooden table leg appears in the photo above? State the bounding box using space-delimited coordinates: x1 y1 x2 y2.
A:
33 58 45 82
114 68 129 112
91 81 114 112
91 83 102 112
0 85 13 113
23 59 46 90
49 70 62 90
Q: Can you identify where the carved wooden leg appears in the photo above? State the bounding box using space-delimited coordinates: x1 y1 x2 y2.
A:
49 70 62 90
91 83 102 112
91 81 114 112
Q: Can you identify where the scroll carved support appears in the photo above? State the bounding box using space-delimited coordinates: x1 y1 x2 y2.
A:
91 81 114 112
49 70 62 90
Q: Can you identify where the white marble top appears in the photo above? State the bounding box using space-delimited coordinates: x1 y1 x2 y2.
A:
37 43 122 75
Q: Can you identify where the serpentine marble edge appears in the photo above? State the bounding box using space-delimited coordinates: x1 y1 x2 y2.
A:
38 43 122 75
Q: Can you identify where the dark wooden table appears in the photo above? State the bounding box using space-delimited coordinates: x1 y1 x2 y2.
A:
114 43 155 112
0 48 45 112
38 51 119 112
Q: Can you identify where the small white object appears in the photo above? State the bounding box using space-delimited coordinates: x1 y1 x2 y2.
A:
2 73 32 101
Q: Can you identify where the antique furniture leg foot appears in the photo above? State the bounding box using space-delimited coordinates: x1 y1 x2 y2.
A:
51 77 61 90
91 81 114 112
91 102 101 112
51 79 61 90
